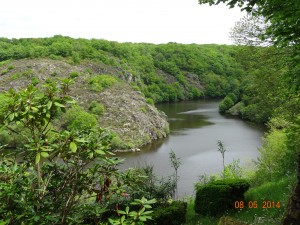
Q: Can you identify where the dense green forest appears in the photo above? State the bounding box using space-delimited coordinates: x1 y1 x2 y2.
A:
0 35 293 124
0 36 245 102
0 0 299 224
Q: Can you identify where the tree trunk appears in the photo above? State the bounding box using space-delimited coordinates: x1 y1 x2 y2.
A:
282 152 300 225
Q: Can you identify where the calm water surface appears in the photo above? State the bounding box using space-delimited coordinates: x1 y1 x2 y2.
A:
118 100 265 197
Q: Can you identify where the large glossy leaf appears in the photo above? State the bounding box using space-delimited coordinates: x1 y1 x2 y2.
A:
35 153 41 164
54 102 65 108
69 142 77 153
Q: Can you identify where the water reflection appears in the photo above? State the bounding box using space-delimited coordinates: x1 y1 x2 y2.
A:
118 99 265 197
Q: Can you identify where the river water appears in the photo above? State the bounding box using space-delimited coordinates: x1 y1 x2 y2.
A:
118 100 265 197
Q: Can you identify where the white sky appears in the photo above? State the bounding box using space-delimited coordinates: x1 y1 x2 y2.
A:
0 0 246 44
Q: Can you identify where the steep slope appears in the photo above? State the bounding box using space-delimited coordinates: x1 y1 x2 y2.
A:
0 58 169 151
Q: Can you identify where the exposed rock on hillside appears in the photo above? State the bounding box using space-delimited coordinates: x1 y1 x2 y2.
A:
0 59 169 151
91 85 169 149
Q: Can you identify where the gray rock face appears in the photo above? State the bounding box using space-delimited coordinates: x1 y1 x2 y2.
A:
90 84 169 149
0 59 169 151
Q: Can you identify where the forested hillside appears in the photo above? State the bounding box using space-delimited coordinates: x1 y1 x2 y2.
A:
0 27 299 224
0 36 245 102
0 37 252 151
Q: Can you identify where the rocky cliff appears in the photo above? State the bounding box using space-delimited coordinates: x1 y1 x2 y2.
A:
0 58 169 151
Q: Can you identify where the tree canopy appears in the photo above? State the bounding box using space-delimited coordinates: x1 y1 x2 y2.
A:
199 0 300 46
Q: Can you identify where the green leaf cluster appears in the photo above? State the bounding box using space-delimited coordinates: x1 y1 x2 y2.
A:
0 81 152 224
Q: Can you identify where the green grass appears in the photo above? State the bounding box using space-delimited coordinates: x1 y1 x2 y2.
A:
228 176 296 225
184 175 296 225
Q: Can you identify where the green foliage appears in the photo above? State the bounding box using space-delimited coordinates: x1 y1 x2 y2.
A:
89 100 105 116
169 150 181 199
227 93 238 103
88 74 119 92
252 122 298 185
146 98 154 105
146 201 187 225
228 176 295 225
123 166 176 201
22 68 34 78
31 76 39 86
201 72 232 97
184 197 215 225
0 37 247 103
195 179 250 216
0 80 132 224
9 72 21 81
63 105 98 131
109 197 156 225
219 96 235 113
223 159 243 180
199 0 300 47
1 68 8 75
69 70 80 78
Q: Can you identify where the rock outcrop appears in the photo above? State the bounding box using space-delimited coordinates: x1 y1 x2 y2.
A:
0 59 169 151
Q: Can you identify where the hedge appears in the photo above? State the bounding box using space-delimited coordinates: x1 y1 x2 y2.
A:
195 179 250 216
146 201 187 225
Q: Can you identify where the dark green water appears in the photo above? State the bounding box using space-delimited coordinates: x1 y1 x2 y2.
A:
118 99 265 196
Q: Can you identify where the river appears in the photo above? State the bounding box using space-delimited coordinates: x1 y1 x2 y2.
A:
118 99 265 197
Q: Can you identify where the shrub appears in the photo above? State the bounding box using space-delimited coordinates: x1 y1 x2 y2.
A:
146 98 154 105
146 201 187 225
195 179 250 216
253 127 295 185
89 100 105 115
1 68 8 75
88 74 119 91
71 52 81 64
22 68 34 78
69 71 80 78
10 72 21 80
63 105 97 131
227 93 238 103
219 96 235 113
132 85 140 91
31 76 39 86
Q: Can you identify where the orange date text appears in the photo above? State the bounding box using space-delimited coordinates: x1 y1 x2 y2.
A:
234 201 281 209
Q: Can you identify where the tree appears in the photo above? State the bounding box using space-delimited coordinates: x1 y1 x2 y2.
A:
0 80 155 224
169 150 181 199
199 0 300 46
219 95 234 113
230 14 272 47
217 140 227 180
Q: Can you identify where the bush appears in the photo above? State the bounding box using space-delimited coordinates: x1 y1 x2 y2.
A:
31 76 39 86
0 81 128 224
69 71 80 78
195 179 250 216
252 126 297 185
146 201 187 225
227 93 238 103
219 96 235 113
88 74 119 92
89 100 105 115
63 105 97 131
146 98 154 105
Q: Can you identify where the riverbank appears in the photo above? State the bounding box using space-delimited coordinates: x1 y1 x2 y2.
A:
118 99 265 196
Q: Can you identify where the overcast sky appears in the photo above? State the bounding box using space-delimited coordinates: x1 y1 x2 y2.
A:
0 0 246 44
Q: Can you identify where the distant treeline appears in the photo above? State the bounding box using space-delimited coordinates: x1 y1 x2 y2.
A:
0 36 245 102
1 36 295 124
